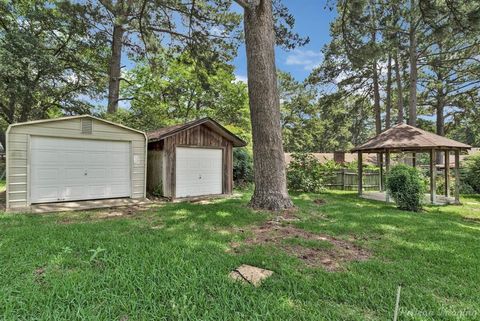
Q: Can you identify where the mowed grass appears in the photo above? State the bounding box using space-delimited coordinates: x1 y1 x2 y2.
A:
1 192 480 320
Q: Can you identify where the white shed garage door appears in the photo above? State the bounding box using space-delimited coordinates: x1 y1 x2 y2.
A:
30 136 131 203
175 147 223 198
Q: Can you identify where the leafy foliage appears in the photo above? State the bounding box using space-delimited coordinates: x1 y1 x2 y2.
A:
286 153 325 193
0 0 108 127
464 154 480 193
102 52 251 137
386 164 427 212
233 148 253 186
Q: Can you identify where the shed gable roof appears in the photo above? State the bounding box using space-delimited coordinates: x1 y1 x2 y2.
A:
6 115 146 136
352 123 471 152
147 117 247 147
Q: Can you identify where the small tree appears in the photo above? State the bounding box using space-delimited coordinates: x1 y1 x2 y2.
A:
464 154 480 193
233 148 254 187
386 164 426 212
287 153 324 193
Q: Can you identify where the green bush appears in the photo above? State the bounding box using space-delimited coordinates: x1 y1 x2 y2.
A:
386 164 426 212
233 148 253 187
464 154 480 193
287 153 325 193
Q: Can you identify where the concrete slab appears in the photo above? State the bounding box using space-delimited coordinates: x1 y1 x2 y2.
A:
9 198 153 214
229 264 273 287
361 191 458 205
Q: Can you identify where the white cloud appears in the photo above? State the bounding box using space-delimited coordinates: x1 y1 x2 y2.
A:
285 49 323 71
235 74 248 84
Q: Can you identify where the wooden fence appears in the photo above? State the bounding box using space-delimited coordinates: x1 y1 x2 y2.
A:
325 169 381 191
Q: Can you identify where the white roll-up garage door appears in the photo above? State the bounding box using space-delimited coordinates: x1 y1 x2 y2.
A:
175 147 223 198
30 136 131 203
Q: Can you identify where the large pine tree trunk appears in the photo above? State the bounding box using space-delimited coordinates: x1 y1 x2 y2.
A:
243 0 293 211
372 60 381 135
408 0 417 126
385 54 392 129
394 54 404 124
107 23 124 113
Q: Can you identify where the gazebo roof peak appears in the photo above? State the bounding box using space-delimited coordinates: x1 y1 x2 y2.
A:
352 123 471 153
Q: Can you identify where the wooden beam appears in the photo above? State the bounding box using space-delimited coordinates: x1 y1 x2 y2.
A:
445 151 450 198
455 150 460 204
379 152 384 192
358 152 363 196
430 149 436 204
385 150 390 202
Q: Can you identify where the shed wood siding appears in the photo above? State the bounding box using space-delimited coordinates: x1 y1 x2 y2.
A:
6 117 147 210
148 124 234 198
147 150 163 192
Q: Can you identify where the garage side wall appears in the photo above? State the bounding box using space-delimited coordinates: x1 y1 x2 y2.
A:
161 124 233 198
6 118 146 210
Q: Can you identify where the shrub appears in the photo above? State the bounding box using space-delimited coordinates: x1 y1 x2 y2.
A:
287 153 325 193
386 164 426 212
464 154 480 193
233 148 253 187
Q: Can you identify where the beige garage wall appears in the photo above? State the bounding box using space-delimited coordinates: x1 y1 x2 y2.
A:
6 116 147 210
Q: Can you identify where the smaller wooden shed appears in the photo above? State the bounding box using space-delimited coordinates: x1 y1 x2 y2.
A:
147 118 247 199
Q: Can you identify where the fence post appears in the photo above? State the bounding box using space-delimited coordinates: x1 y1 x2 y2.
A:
342 168 346 190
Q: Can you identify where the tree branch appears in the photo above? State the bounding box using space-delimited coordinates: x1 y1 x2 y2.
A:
234 0 260 10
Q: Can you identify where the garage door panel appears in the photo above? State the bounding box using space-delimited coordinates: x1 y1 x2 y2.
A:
64 185 87 199
32 186 61 202
175 147 223 198
35 168 60 181
64 168 85 179
110 183 131 196
31 136 131 203
33 150 60 164
87 185 107 197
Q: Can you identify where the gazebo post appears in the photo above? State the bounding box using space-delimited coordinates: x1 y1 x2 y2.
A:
454 150 460 204
379 152 384 191
358 151 363 196
412 152 416 168
430 149 437 204
444 151 450 198
385 150 390 202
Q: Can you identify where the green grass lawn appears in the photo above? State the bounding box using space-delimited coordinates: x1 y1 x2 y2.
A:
1 191 480 320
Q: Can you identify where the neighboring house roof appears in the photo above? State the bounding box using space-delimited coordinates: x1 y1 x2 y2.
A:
352 123 471 152
6 115 146 136
284 153 378 165
147 117 247 147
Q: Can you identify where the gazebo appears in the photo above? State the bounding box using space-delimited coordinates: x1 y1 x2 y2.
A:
352 123 471 205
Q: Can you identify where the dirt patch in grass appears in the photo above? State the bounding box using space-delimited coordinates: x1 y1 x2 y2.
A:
313 198 326 206
463 216 480 223
232 218 371 271
57 203 163 224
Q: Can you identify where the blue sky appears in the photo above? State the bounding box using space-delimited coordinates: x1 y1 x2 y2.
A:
233 0 337 82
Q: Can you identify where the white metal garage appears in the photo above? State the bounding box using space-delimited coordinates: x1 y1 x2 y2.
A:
175 147 223 198
6 115 147 211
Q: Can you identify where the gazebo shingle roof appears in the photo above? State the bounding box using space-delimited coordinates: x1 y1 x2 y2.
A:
351 123 471 152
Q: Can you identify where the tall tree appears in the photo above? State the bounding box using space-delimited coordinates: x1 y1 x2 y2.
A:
84 0 242 113
108 52 251 137
236 0 292 210
0 0 108 147
234 0 307 210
